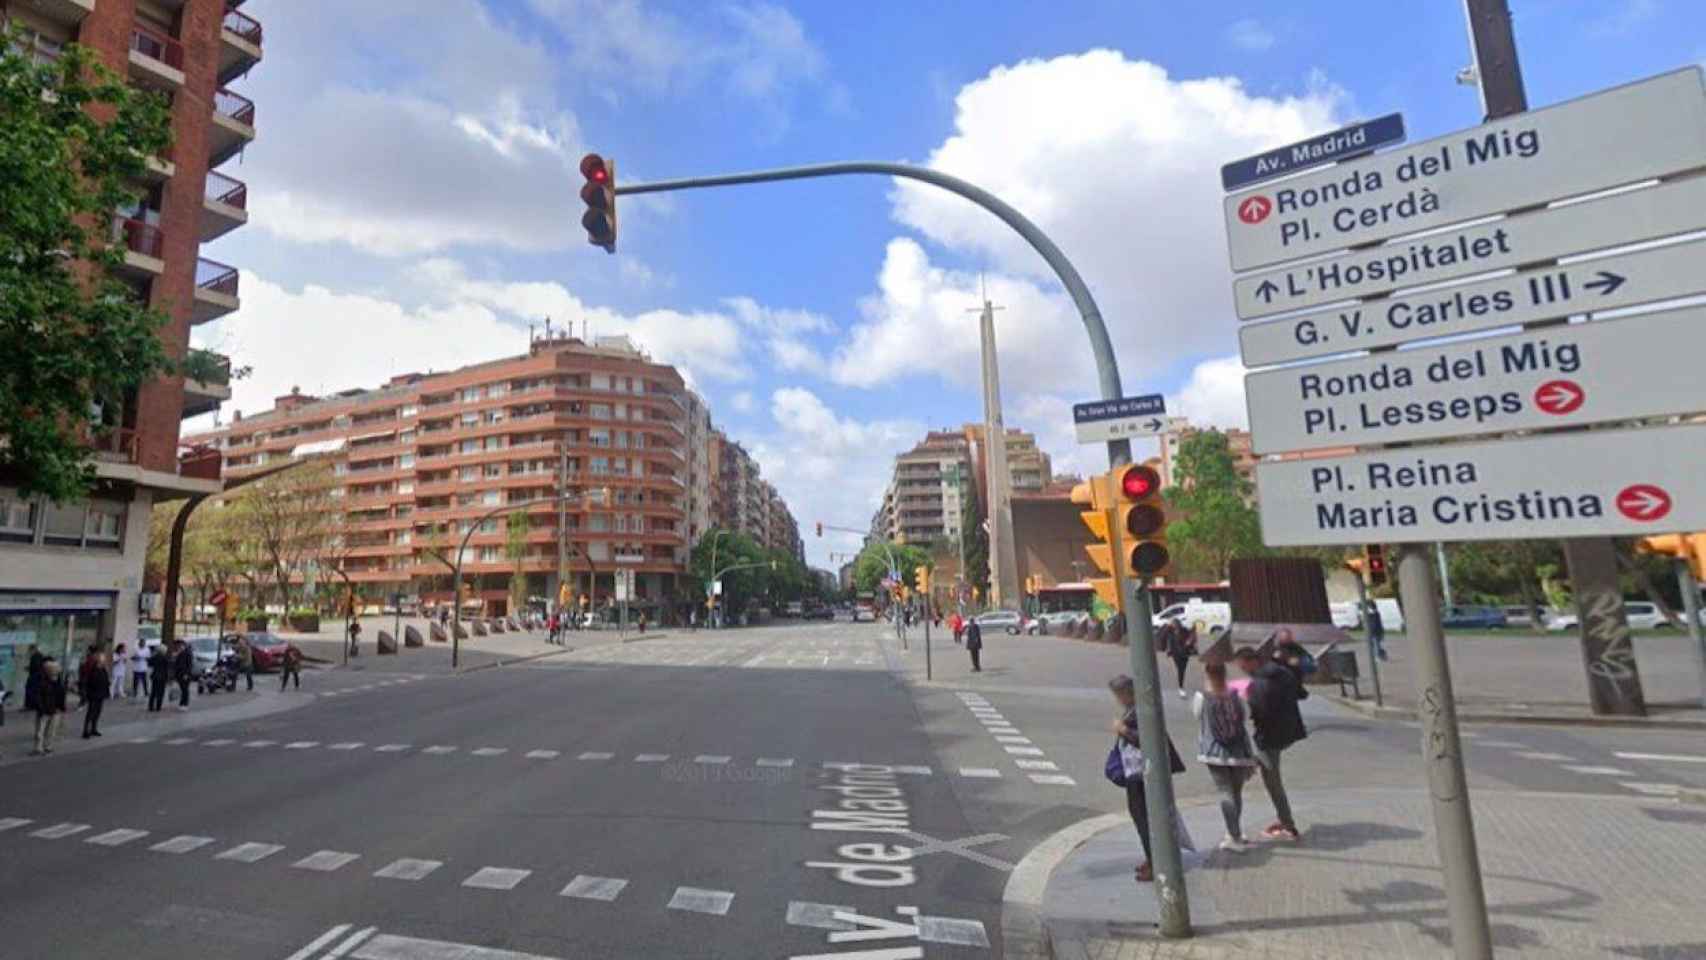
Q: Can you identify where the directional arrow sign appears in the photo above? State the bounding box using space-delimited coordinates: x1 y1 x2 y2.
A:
1244 305 1706 455
1072 395 1169 444
1224 69 1706 272
1255 423 1706 546
1233 172 1706 321
1238 236 1706 365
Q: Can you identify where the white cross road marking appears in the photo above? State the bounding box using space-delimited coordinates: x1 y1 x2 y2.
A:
899 829 1014 870
204 738 235 746
994 736 1032 744
216 842 283 863
127 737 156 744
1620 782 1682 796
150 835 214 854
329 742 365 750
374 858 442 881
559 875 627 901
32 822 90 839
1029 773 1077 785
668 886 734 915
525 750 560 759
960 767 1002 778
471 747 508 756
162 737 195 745
694 755 731 764
422 745 457 754
293 850 361 872
756 757 795 767
1005 745 1045 756
243 740 276 748
1615 751 1706 764
786 900 855 931
85 828 149 847
0 818 34 832
341 933 561 959
375 744 411 753
285 741 320 749
635 753 669 762
1561 765 1634 776
578 751 614 760
1477 740 1529 749
283 924 352 960
322 925 377 959
893 764 933 775
462 867 532 890
1515 752 1575 762
917 916 992 947
1014 759 1059 771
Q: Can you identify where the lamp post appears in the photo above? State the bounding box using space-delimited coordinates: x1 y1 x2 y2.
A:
710 558 777 628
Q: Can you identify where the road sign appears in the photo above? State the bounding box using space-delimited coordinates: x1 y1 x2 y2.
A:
1238 236 1706 365
208 589 228 608
1244 306 1706 453
1223 69 1706 272
1232 174 1706 321
1254 423 1706 545
1221 113 1406 191
614 569 632 601
1073 394 1168 443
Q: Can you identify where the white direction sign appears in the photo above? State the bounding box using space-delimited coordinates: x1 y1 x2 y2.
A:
1239 237 1706 366
1072 394 1168 444
1224 69 1706 272
1256 423 1706 546
1245 306 1706 454
1232 174 1706 321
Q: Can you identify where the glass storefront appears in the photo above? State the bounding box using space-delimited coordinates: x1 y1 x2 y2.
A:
0 594 112 697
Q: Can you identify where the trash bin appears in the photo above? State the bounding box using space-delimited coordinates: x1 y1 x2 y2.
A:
1320 648 1360 698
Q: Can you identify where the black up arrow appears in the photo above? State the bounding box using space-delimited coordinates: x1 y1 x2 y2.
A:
1254 279 1279 303
1583 271 1626 296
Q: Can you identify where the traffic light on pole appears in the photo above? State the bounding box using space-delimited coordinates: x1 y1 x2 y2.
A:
816 522 823 538
1070 473 1120 611
1364 544 1388 587
1637 533 1706 580
915 565 931 593
1114 464 1169 580
579 153 617 253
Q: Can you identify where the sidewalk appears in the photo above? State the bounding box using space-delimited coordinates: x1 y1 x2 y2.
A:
276 615 596 674
1017 787 1706 959
0 684 307 765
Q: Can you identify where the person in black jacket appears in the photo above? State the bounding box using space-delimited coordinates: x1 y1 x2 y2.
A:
146 643 170 711
80 647 110 738
963 618 983 672
28 659 68 756
1235 636 1310 842
170 640 194 711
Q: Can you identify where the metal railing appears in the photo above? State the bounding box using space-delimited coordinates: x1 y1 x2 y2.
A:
205 170 248 209
113 216 164 257
90 427 140 464
222 6 262 45
195 258 240 296
130 24 183 69
214 87 255 126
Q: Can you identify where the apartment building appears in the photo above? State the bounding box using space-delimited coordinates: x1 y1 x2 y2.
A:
764 482 803 561
681 389 713 546
874 431 971 547
1 0 258 693
184 335 697 618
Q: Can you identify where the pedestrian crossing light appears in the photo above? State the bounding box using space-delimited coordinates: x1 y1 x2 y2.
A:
1114 464 1169 580
1070 473 1120 611
579 153 617 254
1364 544 1388 587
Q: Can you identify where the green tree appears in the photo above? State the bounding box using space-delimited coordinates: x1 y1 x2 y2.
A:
225 462 337 609
1164 430 1265 580
505 510 530 614
689 528 772 619
851 541 931 595
2 33 175 500
961 494 990 598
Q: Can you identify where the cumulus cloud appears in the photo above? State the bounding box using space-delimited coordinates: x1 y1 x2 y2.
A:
1168 355 1250 430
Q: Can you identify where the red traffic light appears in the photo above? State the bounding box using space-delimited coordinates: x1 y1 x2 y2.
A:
579 153 616 254
580 153 610 182
1118 464 1160 500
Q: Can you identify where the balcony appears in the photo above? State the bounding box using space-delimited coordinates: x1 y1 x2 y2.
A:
209 88 256 167
90 427 140 465
17 0 92 28
201 170 248 241
192 258 240 323
181 349 232 419
128 23 184 90
111 216 164 278
217 6 262 84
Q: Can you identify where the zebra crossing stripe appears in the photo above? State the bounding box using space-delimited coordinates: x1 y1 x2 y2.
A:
578 751 613 760
959 767 1002 778
423 745 457 754
755 757 794 767
559 875 627 901
328 742 364 750
216 842 284 863
285 741 320 749
462 867 531 890
374 744 411 753
1028 773 1076 786
85 828 149 847
151 835 214 854
525 749 560 759
31 822 90 839
471 747 508 756
786 900 855 930
668 886 734 915
293 850 361 872
0 818 34 832
374 858 441 881
283 924 352 960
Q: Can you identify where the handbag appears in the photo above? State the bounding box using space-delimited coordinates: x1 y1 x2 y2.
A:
1103 739 1134 787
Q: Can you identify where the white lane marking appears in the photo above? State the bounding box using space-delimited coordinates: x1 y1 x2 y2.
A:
560 874 628 901
1005 745 1046 756
635 753 669 762
162 737 195 745
243 740 276 748
1515 752 1575 762
1616 751 1706 765
786 900 855 931
0 818 34 832
755 757 795 767
285 741 320 749
31 822 90 839
959 767 1002 778
293 850 361 871
85 828 149 847
578 751 614 761
374 858 443 881
422 745 457 754
917 915 991 947
463 866 532 890
1620 782 1682 796
694 755 731 764
347 933 562 959
1029 773 1077 785
374 744 411 753
128 737 157 744
893 764 933 776
323 925 377 958
525 750 560 759
1015 759 1059 771
283 924 352 960
1477 740 1529 749
329 742 365 750
216 841 284 863
1561 765 1634 776
151 835 214 854
204 739 235 747
471 747 508 756
995 736 1033 745
668 886 734 915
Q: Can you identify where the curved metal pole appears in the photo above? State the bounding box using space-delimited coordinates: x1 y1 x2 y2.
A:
618 162 1131 467
452 492 593 666
712 559 774 628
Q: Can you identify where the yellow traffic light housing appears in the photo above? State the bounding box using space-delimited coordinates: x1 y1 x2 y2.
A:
1364 544 1389 587
1114 464 1169 579
1637 533 1706 580
1071 474 1120 610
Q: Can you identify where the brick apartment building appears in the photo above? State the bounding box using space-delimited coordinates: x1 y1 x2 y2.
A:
707 431 800 559
871 423 1052 547
1 0 258 693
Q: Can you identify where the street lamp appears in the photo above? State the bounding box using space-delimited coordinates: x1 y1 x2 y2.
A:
708 558 776 629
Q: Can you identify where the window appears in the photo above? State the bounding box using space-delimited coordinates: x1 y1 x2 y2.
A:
401 404 419 418
42 501 87 546
461 412 479 426
590 430 610 448
480 547 501 563
397 481 414 494
589 457 609 476
589 514 610 532
463 387 483 403
589 404 611 420
460 466 479 481
479 518 499 533
1 489 38 542
398 453 415 468
483 491 500 506
591 373 610 390
460 440 478 454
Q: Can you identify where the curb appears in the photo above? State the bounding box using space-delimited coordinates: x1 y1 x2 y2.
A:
1001 812 1127 960
456 646 575 673
1679 787 1706 807
1321 692 1706 730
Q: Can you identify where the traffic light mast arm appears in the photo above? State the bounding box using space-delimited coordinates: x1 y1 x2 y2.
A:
616 161 1130 468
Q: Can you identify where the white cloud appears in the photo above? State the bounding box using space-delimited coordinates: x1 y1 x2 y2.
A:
1226 19 1277 52
1168 355 1250 430
1587 0 1658 37
730 391 755 413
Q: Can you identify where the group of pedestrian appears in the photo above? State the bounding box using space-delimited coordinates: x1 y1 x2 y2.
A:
1107 633 1311 883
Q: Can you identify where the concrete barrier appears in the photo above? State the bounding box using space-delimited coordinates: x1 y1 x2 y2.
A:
492 619 507 634
404 625 425 648
471 620 488 637
376 630 398 655
452 622 468 641
429 622 448 644
505 617 519 631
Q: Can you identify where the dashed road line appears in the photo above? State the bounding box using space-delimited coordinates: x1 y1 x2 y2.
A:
1615 751 1706 765
1515 752 1575 762
668 886 735 915
959 767 1002 778
374 858 441 881
463 866 531 890
1560 765 1634 776
560 875 627 901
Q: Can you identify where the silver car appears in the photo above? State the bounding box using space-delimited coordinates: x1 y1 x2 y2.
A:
974 610 1025 634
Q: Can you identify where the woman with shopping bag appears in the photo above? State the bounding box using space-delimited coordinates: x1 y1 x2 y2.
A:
1105 674 1188 883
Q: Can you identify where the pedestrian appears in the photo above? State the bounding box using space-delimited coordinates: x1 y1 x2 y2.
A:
637 611 648 634
1163 617 1197 698
1234 638 1309 842
1193 659 1257 852
280 642 303 690
78 644 101 709
950 612 964 645
171 639 193 711
147 642 170 711
1107 674 1187 883
1365 600 1389 662
547 612 559 645
129 640 149 700
689 607 698 631
964 616 983 672
110 643 128 700
81 649 110 739
347 619 362 657
235 635 254 691
28 659 68 756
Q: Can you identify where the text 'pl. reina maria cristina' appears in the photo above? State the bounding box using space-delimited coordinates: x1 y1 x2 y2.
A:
1310 458 1603 532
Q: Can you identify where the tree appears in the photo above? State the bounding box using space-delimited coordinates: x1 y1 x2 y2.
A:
688 528 770 618
1164 430 1266 580
2 33 176 500
851 541 931 595
962 494 990 598
505 510 530 614
226 462 337 609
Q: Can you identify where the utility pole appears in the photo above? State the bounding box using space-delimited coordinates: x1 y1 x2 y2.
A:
1675 559 1706 709
558 443 570 627
971 294 1019 609
1435 543 1453 609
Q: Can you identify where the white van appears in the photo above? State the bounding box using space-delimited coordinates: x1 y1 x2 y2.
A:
1152 600 1231 633
1368 597 1405 632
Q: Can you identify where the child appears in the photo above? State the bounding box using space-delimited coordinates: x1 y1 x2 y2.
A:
1193 658 1258 852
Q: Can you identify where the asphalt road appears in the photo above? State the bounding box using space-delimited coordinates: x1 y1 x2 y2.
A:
5 619 1703 959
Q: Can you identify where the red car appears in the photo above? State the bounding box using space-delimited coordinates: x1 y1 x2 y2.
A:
226 631 290 672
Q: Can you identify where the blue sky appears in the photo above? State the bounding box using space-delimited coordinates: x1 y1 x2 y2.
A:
195 0 1706 567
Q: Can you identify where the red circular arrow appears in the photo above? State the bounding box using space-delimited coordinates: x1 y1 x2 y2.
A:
1533 379 1585 415
1615 484 1671 522
1237 195 1272 225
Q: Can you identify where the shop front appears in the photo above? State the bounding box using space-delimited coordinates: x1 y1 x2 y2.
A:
0 590 113 697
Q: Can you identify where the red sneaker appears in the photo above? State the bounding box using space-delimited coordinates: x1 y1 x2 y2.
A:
1134 862 1153 882
1262 824 1301 842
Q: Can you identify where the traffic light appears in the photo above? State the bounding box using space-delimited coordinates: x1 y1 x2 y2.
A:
915 564 931 593
1071 472 1119 610
579 153 616 253
1364 544 1388 587
1114 463 1169 579
816 522 823 538
1637 533 1706 580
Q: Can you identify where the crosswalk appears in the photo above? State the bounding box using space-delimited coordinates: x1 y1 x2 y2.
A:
1464 736 1703 799
519 636 887 671
955 690 1078 786
316 674 431 699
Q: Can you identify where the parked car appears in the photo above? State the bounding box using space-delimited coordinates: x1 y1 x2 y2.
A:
226 631 290 671
974 610 1025 634
1151 600 1232 633
803 605 835 620
1440 605 1508 629
1027 610 1089 635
